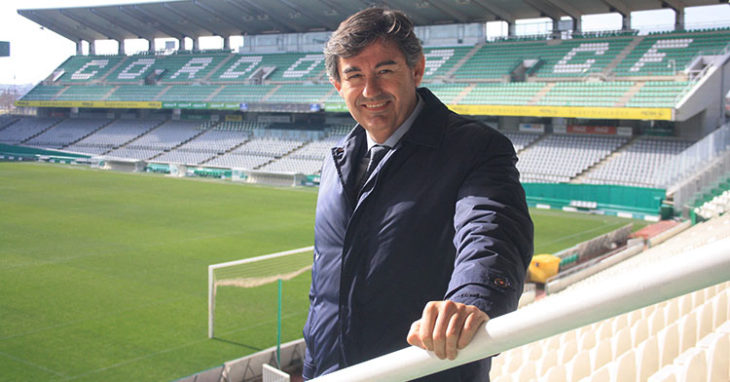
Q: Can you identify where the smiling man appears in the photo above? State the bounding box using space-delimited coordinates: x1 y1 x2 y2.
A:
302 8 534 381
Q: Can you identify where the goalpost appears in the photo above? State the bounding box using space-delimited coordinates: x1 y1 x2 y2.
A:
208 246 314 340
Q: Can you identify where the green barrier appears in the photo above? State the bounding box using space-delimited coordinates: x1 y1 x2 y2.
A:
192 168 232 179
0 144 91 159
523 183 665 216
146 163 171 174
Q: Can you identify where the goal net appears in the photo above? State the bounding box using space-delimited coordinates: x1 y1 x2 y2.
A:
208 246 314 339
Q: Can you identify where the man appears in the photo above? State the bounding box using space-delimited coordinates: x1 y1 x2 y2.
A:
303 7 534 381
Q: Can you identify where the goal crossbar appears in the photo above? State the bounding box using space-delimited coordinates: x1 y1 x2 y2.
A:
208 246 314 338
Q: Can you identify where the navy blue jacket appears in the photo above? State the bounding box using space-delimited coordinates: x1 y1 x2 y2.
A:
303 88 533 381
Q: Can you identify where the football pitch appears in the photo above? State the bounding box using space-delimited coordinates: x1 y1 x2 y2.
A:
0 162 647 381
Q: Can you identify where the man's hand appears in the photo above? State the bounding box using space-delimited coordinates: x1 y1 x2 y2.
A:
407 300 489 360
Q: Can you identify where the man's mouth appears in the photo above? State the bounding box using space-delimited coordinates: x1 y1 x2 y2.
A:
362 100 389 109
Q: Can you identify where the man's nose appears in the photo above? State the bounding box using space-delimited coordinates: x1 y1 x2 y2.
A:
362 76 382 99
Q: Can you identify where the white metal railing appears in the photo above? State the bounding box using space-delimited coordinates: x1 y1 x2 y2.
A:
310 237 730 382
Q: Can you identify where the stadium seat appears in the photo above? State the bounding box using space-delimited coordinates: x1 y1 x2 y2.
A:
647 366 679 382
535 347 558 376
590 340 612 372
610 349 637 381
541 363 567 382
514 361 536 382
559 338 578 364
657 323 680 367
631 317 650 346
580 363 610 382
610 327 631 358
697 331 730 381
648 308 667 336
578 330 596 352
678 311 699 353
636 336 661 381
566 349 591 382
672 347 708 381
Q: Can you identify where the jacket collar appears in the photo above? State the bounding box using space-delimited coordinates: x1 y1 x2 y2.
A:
400 87 449 149
330 87 449 201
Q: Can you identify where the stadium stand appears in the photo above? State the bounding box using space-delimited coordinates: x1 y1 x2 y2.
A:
105 120 209 160
21 27 730 114
65 119 163 155
517 134 628 183
490 213 730 382
583 137 694 188
0 117 61 145
24 118 111 149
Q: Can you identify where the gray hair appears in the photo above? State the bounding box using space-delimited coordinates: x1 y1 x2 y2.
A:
324 7 423 82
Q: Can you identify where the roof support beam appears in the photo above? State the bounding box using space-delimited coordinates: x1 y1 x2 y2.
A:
225 0 299 33
542 0 582 20
163 3 225 37
661 0 686 31
422 0 471 24
121 5 186 41
59 9 123 41
191 0 244 35
522 0 563 21
20 11 96 45
469 0 515 25
315 0 354 28
90 8 155 41
599 0 631 29
278 0 335 30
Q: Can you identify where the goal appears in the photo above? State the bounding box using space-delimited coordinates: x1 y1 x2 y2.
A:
208 246 314 339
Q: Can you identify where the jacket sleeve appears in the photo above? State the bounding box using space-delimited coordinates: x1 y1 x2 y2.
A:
446 130 534 319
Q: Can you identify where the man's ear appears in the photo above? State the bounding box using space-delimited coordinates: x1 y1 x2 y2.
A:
330 76 342 92
413 54 426 86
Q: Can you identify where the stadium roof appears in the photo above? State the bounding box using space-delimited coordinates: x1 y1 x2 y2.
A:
18 0 725 44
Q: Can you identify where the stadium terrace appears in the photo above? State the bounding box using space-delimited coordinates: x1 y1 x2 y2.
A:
1 0 730 381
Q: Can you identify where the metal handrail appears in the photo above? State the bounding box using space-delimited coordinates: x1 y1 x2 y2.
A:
311 237 730 382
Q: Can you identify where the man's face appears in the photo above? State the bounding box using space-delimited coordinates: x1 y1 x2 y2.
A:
331 39 425 142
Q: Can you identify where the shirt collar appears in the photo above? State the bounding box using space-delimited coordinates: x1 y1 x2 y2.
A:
365 92 424 150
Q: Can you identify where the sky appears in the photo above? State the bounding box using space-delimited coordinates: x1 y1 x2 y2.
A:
1 0 729 86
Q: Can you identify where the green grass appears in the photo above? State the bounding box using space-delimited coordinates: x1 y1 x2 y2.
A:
0 162 647 381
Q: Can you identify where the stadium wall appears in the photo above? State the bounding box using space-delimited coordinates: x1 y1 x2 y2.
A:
675 49 730 139
523 183 667 220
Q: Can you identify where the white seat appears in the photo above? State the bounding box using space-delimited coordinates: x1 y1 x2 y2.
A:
663 302 680 328
631 317 650 346
611 327 631 358
590 340 612 372
559 339 578 364
596 321 613 341
582 363 610 382
610 349 637 382
491 374 513 382
672 347 707 382
712 291 728 329
578 330 597 352
540 364 567 382
696 331 729 382
657 323 680 367
636 336 660 382
696 303 714 342
678 311 698 353
648 365 679 382
536 347 558 376
648 308 667 336
514 361 536 382
566 349 591 382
